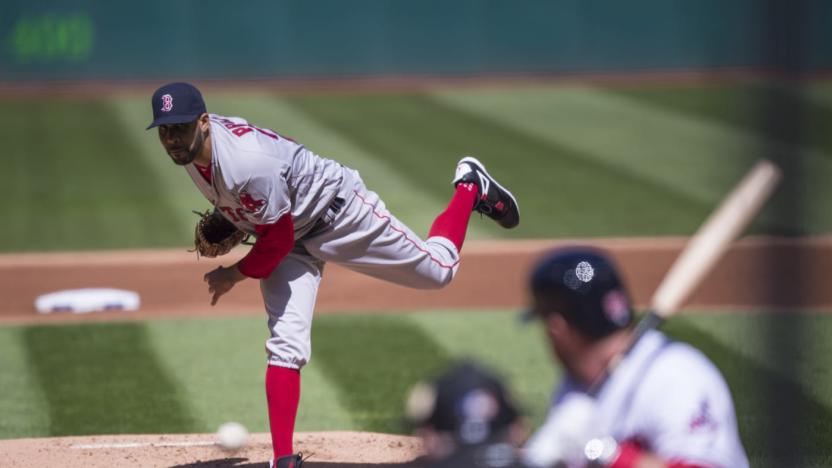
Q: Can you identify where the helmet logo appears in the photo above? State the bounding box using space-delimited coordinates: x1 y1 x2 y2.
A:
160 94 174 112
563 260 596 291
603 289 630 326
575 261 594 282
458 389 498 444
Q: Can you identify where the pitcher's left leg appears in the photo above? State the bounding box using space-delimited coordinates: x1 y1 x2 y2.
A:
260 252 322 459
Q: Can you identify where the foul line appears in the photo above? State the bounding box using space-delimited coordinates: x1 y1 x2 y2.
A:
71 440 216 449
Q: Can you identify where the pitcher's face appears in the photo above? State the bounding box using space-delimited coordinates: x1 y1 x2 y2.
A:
158 120 200 165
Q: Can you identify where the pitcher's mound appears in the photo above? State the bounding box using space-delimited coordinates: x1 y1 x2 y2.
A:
0 431 424 467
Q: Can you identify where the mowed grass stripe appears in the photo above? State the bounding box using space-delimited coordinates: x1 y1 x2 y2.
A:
143 315 355 433
0 328 50 438
23 322 196 436
432 86 831 234
309 314 451 433
288 93 712 237
432 87 757 205
203 94 473 240
607 84 832 234
608 85 832 232
404 310 557 427
295 356 358 432
143 317 271 433
1 101 185 251
610 83 832 163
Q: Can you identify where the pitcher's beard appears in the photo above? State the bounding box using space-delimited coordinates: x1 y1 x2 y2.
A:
170 127 206 166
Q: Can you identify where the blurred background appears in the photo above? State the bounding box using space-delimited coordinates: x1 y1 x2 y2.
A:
1 1 831 466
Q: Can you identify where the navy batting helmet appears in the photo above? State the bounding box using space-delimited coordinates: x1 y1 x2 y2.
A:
526 247 633 339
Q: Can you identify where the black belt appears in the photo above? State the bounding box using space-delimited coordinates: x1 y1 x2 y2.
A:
304 196 346 239
328 196 346 216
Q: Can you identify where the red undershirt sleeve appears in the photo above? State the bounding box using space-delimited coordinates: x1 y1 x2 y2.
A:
237 213 295 279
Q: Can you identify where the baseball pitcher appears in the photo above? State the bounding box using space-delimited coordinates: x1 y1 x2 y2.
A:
147 82 520 468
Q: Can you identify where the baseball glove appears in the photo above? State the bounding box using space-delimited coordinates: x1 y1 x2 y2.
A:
192 209 248 258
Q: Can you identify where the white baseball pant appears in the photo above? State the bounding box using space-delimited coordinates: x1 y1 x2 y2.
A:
263 181 460 369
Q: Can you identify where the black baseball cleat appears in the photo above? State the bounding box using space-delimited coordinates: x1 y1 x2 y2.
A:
270 453 303 468
452 156 520 229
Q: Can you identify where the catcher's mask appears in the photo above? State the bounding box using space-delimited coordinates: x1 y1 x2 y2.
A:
524 247 633 339
405 361 520 446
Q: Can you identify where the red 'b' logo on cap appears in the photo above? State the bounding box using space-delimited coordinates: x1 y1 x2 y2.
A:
160 94 174 112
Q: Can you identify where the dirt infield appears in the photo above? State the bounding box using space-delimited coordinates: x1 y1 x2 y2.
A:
2 237 831 325
0 432 423 467
2 237 831 466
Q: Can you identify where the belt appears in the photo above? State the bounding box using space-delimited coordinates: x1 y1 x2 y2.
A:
304 196 346 239
327 196 346 217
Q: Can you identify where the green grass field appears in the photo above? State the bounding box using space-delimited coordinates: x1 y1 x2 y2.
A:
4 81 832 252
4 81 832 466
0 310 830 467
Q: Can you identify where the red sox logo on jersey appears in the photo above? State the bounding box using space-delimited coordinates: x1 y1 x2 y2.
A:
240 191 266 213
160 94 174 112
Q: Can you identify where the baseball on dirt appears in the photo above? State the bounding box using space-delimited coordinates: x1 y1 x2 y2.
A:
216 421 249 450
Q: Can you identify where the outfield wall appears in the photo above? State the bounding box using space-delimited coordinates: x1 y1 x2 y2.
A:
1 0 830 82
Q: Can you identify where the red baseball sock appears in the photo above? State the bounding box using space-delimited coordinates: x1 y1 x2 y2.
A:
266 365 301 458
428 182 478 251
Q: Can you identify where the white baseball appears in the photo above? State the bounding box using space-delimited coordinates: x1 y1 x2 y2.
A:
216 421 249 450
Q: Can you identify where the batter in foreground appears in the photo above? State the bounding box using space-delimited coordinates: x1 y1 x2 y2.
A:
522 248 748 468
147 82 520 468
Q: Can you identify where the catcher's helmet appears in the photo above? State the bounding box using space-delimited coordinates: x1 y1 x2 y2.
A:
405 361 520 446
527 247 633 339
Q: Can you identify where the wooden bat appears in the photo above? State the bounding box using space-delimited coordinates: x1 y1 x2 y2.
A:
589 159 782 395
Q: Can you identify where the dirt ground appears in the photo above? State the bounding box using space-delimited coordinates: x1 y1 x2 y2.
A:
2 237 831 325
0 432 424 467
1 237 831 466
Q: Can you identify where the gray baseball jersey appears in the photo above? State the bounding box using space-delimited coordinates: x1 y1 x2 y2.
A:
187 114 460 369
186 114 356 239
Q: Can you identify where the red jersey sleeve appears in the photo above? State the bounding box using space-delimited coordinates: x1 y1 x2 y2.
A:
237 213 294 279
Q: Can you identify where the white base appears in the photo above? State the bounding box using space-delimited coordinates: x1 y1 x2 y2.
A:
35 288 140 314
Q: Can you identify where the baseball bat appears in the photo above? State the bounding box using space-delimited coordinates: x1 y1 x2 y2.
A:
588 159 782 395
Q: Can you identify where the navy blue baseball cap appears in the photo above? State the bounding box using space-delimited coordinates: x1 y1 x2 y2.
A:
523 247 633 338
146 82 207 130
